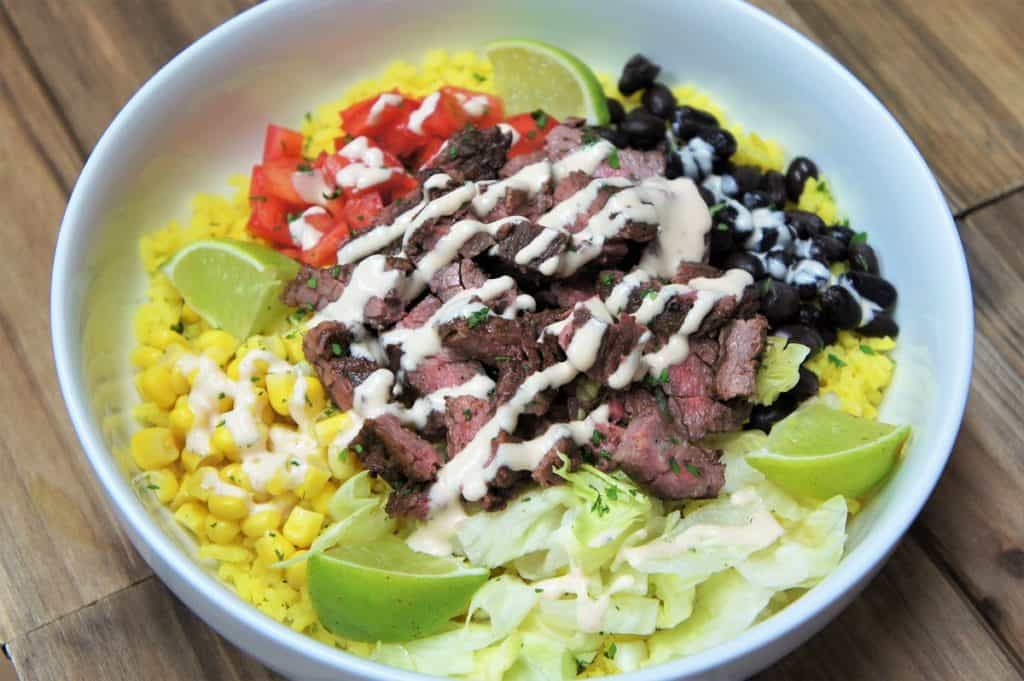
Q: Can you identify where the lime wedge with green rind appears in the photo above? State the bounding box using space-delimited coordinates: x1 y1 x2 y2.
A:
308 537 489 642
485 38 610 125
161 238 299 339
746 403 910 499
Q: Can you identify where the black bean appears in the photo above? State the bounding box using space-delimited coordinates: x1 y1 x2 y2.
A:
618 54 660 96
724 252 765 279
785 156 819 202
595 126 630 149
787 367 820 401
760 280 801 326
708 223 734 261
776 324 824 354
700 127 737 160
848 243 879 274
732 165 762 195
697 184 716 207
829 225 855 244
742 190 772 210
747 397 798 433
859 312 899 337
785 210 826 239
642 84 677 120
763 248 794 280
621 108 665 150
759 170 787 208
812 234 847 262
606 98 626 124
846 271 898 308
671 105 719 140
820 285 861 329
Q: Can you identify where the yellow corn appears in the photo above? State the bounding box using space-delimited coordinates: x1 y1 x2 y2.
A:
255 532 296 565
143 468 179 505
205 516 242 544
281 331 305 364
285 551 308 588
136 365 181 410
130 427 180 470
130 346 163 369
282 506 324 549
184 466 218 501
311 481 338 516
168 397 194 440
304 377 326 415
265 467 294 497
328 446 361 483
295 466 330 501
242 509 283 538
216 393 234 412
173 501 207 537
266 373 296 416
211 424 240 460
181 304 201 324
315 413 351 447
220 463 251 491
195 329 239 367
180 448 223 473
199 544 251 564
131 402 169 428
148 328 190 350
209 493 249 521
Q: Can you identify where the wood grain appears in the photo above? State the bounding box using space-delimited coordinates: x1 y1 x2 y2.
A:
0 9 150 643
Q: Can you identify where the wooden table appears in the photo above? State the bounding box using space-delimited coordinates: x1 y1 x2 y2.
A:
1 1 1022 679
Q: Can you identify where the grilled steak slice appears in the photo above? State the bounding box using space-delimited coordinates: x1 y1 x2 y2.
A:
608 388 661 424
406 348 487 397
612 412 725 499
715 316 768 400
532 437 578 487
558 307 647 385
666 338 719 400
667 396 750 441
500 150 548 177
429 259 488 302
445 395 492 455
302 322 381 410
385 487 430 518
420 125 511 184
353 414 442 485
673 262 722 284
282 264 351 310
398 295 442 329
495 222 569 270
593 148 665 181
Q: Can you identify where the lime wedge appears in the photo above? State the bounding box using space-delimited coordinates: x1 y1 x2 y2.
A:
308 537 489 642
485 39 610 125
161 238 299 339
746 403 911 499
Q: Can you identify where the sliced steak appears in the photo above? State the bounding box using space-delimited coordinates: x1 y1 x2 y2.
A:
542 278 598 309
558 308 648 385
385 487 430 518
667 395 750 441
543 119 586 161
500 150 547 178
495 222 569 270
282 264 351 310
608 388 661 424
353 414 442 485
429 259 488 302
398 295 442 329
665 338 719 400
441 314 562 371
444 395 492 455
647 291 697 343
593 148 665 181
532 438 577 487
612 412 725 499
673 262 722 284
406 348 487 397
419 125 512 184
302 321 381 410
715 316 768 401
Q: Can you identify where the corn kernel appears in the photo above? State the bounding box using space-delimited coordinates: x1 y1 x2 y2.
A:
137 365 182 410
315 413 351 447
311 481 338 516
209 493 249 521
282 506 324 549
205 516 242 544
180 448 223 473
195 329 239 367
295 466 330 501
282 331 305 363
199 544 251 563
304 376 326 415
285 552 309 588
148 328 190 350
130 427 180 470
255 532 296 565
181 304 201 324
168 397 194 440
130 346 163 369
328 446 361 483
242 509 283 537
174 501 207 537
185 466 218 501
144 468 179 505
220 463 250 491
266 373 296 416
170 369 190 395
211 424 240 460
132 402 170 428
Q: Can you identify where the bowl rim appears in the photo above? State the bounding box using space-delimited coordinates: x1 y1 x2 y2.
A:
50 0 974 678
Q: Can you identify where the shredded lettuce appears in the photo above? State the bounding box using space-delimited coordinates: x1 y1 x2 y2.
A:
754 336 811 406
458 487 573 567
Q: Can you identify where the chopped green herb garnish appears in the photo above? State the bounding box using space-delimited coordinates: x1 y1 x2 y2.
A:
860 344 876 355
709 202 727 215
304 112 312 122
250 195 267 202
644 288 658 300
250 376 260 383
669 435 681 445
331 342 343 357
472 72 486 83
658 368 669 384
715 222 730 232
669 457 681 474
685 463 703 478
581 131 598 146
217 392 226 399
449 144 459 159
535 587 544 593
146 483 160 490
851 231 869 245
607 148 620 169
827 353 847 368
274 549 285 561
466 306 491 328
306 276 318 289
591 491 610 516
526 129 537 140
591 430 607 445
598 449 612 460
494 355 511 362
170 321 184 334
606 485 619 501
296 162 312 172
605 643 617 660
353 444 364 453
530 110 549 129
322 188 341 200
289 459 300 467
338 449 349 461
329 265 342 278
600 273 615 286
463 408 473 419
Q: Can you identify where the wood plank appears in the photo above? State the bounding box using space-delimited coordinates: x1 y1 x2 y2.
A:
757 537 1022 680
0 9 150 642
911 191 1024 660
787 0 1024 212
0 0 258 152
6 578 284 681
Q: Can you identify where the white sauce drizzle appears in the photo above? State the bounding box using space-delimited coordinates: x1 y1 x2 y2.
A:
291 171 333 206
367 93 404 125
407 92 440 135
288 207 328 251
552 140 615 181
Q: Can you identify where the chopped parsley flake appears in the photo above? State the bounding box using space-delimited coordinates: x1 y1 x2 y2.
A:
322 188 341 200
466 306 491 328
217 392 226 400
709 202 727 215
669 457 681 474
463 408 473 419
338 449 348 461
607 148 620 169
644 289 658 300
591 430 607 445
606 485 619 501
598 449 612 460
658 368 669 384
296 161 312 172
860 344 876 355
669 435 681 445
715 222 730 232
472 72 486 83
329 265 342 278
274 549 285 561
289 459 301 467
827 353 847 368
526 129 537 140
685 462 703 478
494 355 511 362
449 144 459 159
331 342 343 357
591 490 610 516
353 444 364 453
600 273 615 286
581 131 598 146
851 231 869 245
530 109 549 129
146 483 160 490
170 321 184 334
306 276 318 289
605 643 617 660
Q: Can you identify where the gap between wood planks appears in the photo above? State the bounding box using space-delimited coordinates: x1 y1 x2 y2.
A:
3 0 1024 673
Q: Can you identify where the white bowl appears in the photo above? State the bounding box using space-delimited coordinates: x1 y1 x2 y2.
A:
50 0 973 679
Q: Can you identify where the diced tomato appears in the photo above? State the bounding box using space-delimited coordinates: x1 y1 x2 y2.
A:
503 111 559 157
247 165 301 246
278 247 302 261
262 125 305 162
341 90 415 138
440 86 504 128
258 156 309 205
304 210 336 234
342 192 384 233
301 221 352 267
375 124 429 160
320 139 418 203
416 90 470 139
